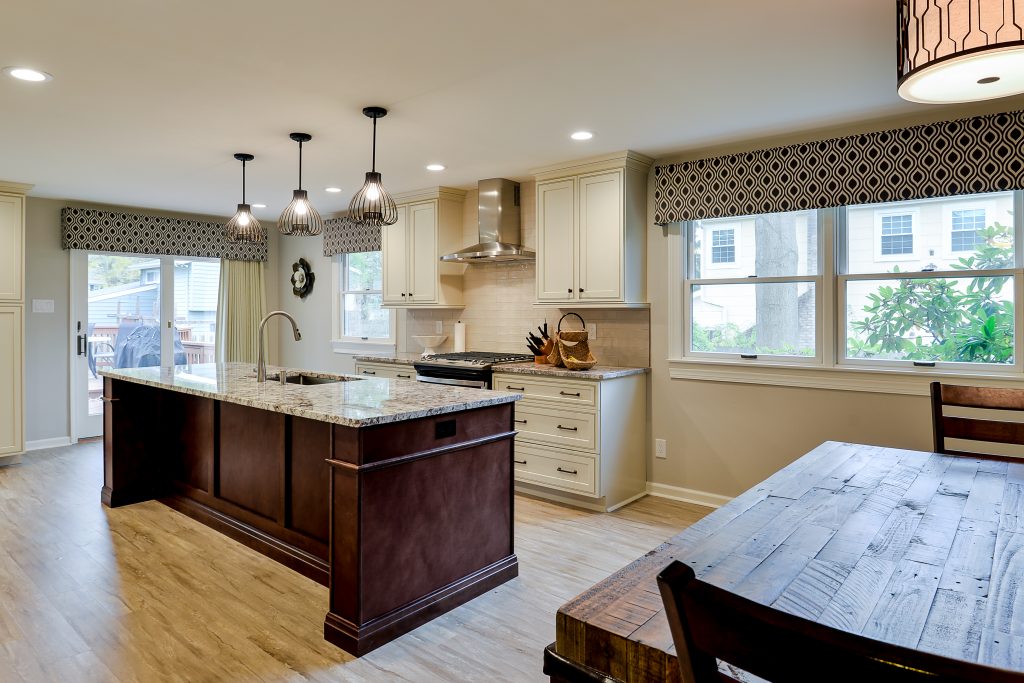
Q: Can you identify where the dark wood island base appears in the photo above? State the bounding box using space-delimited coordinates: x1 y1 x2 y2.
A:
102 376 519 656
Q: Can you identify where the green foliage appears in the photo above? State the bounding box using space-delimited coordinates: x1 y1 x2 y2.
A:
691 320 812 357
849 221 1014 364
88 255 142 288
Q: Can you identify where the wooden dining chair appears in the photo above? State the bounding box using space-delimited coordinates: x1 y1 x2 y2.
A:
657 560 1024 683
931 381 1024 457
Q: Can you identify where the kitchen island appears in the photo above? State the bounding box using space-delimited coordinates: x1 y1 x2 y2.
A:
100 362 521 656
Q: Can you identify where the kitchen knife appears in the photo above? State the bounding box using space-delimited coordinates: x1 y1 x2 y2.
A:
526 337 542 355
538 325 548 340
528 332 544 346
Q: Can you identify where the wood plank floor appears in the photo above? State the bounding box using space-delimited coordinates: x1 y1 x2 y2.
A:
0 441 710 682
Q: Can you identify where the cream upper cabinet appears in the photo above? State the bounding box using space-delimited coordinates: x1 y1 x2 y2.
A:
380 187 466 308
536 179 576 301
0 194 24 302
0 306 22 457
533 152 653 307
382 205 409 304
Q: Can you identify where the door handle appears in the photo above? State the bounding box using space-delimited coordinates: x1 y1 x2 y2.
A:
77 334 86 357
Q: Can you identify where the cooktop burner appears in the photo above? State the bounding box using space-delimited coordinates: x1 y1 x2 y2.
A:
417 351 534 367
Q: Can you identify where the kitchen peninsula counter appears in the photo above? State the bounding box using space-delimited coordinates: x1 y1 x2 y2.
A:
100 362 521 656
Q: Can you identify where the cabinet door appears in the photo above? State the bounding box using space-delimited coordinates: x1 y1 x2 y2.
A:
408 201 438 303
381 205 408 304
577 171 623 301
0 306 23 456
536 179 576 302
0 194 24 302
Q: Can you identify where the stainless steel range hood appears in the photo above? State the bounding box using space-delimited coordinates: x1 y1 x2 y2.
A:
440 178 535 263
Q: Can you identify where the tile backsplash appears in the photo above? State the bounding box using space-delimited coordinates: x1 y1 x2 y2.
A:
403 181 650 367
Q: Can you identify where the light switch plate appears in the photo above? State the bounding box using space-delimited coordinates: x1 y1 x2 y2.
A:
435 320 443 334
589 323 598 340
32 299 55 313
655 439 667 459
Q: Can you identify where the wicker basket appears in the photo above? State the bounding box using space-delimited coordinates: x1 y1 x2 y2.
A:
550 313 597 370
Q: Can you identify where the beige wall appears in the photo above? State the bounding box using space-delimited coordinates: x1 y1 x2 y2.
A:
22 197 279 445
645 100 1024 500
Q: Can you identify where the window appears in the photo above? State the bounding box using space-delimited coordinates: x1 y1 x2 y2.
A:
686 211 819 360
880 213 914 256
333 251 394 349
711 228 735 264
674 190 1022 384
951 208 986 252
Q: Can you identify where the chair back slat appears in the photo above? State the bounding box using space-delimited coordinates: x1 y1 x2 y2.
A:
657 560 1024 683
932 382 1024 456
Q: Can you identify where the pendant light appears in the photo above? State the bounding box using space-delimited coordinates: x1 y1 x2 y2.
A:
349 106 398 227
278 132 323 236
225 153 264 243
898 0 1024 104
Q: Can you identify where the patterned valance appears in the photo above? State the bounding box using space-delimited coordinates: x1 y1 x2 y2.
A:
654 110 1024 224
61 207 266 261
322 216 381 256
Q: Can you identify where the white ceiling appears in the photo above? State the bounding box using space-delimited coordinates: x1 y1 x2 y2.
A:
0 0 988 219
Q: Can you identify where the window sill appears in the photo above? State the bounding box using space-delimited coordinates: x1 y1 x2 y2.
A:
331 340 397 355
668 358 1024 396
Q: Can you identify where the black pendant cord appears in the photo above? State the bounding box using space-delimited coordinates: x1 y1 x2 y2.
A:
298 140 303 191
371 117 377 173
241 159 246 204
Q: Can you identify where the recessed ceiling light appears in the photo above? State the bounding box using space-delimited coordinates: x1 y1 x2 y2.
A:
3 66 53 82
426 164 446 172
252 203 267 209
325 187 342 193
570 131 593 141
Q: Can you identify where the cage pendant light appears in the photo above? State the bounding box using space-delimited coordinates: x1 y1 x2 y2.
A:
898 0 1024 104
225 153 264 243
349 107 398 227
278 132 324 236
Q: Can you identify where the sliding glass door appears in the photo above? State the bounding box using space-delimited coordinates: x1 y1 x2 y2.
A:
70 251 219 440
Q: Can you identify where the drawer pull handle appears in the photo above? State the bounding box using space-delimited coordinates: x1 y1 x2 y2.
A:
507 385 525 391
514 419 528 424
557 424 578 432
514 459 527 465
397 374 411 379
559 391 581 397
557 467 579 475
362 370 376 375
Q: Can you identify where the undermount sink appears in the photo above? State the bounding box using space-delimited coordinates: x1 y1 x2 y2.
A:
282 372 354 386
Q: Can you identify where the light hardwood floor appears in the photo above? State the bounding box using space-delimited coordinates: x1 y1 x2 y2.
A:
0 441 709 682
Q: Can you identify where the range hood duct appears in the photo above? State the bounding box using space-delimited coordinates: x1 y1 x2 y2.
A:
441 178 535 263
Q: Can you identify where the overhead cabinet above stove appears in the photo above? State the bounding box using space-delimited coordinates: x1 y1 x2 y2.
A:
533 151 652 307
382 186 467 308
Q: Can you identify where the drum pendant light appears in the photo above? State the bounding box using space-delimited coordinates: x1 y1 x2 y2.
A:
278 132 323 236
349 106 398 227
898 0 1024 103
225 153 264 243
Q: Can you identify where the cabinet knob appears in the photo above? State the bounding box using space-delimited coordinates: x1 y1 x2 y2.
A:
567 288 572 294
401 293 406 297
579 288 584 293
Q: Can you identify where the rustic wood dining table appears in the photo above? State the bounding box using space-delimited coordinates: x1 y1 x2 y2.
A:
549 441 1024 682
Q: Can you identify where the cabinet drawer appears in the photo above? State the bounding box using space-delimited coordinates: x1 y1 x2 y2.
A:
493 373 597 409
513 405 596 453
353 363 416 381
513 447 596 496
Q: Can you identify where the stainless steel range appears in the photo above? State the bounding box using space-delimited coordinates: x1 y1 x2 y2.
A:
414 352 534 389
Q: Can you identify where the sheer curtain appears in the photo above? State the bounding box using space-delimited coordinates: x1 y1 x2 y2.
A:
215 259 266 363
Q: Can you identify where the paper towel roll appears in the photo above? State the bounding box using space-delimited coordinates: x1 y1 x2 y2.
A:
453 321 466 352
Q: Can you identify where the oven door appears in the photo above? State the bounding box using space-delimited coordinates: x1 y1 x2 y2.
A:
413 363 491 389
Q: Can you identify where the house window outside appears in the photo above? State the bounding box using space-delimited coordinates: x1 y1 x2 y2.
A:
711 228 735 264
335 252 394 344
880 214 914 256
951 208 986 252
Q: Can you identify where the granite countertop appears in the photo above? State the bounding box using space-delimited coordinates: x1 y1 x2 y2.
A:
353 353 648 380
100 362 520 428
495 362 649 380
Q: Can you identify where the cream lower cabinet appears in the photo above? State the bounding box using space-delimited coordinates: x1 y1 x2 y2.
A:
353 361 417 381
0 306 23 459
494 371 646 512
381 187 467 308
534 151 653 307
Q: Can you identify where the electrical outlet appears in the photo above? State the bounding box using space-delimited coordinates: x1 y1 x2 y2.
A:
435 320 443 334
655 439 667 459
589 323 598 340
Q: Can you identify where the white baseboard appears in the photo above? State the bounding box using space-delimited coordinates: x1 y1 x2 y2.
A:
646 482 732 509
25 436 73 451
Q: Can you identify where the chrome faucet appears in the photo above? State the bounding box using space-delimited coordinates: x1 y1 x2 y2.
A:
257 310 302 382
